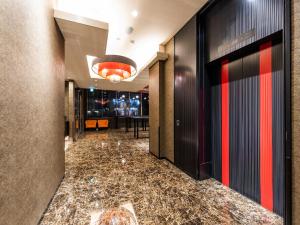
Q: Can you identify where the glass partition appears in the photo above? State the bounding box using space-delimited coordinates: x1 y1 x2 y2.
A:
86 89 148 118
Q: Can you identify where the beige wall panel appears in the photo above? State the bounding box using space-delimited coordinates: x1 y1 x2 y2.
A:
65 82 69 120
68 81 76 141
149 62 160 157
161 38 175 162
0 0 65 224
292 0 300 223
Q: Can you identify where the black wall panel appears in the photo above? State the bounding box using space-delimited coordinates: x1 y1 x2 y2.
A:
174 16 198 178
210 66 222 181
205 0 284 62
272 42 284 216
228 53 261 203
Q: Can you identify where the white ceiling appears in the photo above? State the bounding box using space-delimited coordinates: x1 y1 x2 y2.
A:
54 0 208 91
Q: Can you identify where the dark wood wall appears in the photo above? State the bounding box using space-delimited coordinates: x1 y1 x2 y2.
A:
174 16 199 178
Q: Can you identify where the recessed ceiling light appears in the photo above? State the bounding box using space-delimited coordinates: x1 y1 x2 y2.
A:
131 10 138 18
126 26 134 34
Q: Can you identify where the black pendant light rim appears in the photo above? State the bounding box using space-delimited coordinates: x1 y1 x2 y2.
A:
91 54 137 76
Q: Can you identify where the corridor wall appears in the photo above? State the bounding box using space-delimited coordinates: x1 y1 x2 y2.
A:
0 0 65 224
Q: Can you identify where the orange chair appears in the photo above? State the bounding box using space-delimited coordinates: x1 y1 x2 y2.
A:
98 119 109 128
85 120 97 129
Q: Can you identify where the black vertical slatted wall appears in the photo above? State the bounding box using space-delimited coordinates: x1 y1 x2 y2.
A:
205 0 284 62
272 42 284 216
210 65 222 181
228 53 261 203
209 41 284 215
204 0 285 216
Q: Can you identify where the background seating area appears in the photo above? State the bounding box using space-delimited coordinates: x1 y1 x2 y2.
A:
85 119 109 129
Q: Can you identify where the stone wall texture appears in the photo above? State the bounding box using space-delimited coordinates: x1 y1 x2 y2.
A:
292 0 300 224
149 62 161 157
161 38 175 162
0 0 65 224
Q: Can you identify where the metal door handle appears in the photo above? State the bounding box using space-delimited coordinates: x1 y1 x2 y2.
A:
176 120 180 127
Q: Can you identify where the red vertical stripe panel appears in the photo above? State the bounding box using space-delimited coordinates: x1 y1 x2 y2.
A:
221 60 230 187
259 41 273 211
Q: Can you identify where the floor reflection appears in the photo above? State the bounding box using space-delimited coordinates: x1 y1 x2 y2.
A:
91 202 138 225
40 130 282 225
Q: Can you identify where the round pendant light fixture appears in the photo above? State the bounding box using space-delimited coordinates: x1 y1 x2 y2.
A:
91 55 137 83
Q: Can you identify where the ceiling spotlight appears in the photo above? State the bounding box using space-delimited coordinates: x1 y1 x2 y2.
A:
131 10 138 18
126 26 134 34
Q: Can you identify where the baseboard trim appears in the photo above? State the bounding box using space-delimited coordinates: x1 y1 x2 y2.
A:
149 151 174 164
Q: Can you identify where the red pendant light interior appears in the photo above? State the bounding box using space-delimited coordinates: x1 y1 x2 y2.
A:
92 55 137 83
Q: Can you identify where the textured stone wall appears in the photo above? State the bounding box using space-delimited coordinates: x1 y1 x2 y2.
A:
0 0 65 224
65 82 69 120
68 81 76 141
161 38 175 162
149 62 161 157
292 0 300 224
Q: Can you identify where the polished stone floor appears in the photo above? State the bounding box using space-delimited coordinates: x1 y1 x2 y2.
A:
40 130 283 225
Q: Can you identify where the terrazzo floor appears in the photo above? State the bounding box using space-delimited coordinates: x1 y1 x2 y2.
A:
39 130 283 225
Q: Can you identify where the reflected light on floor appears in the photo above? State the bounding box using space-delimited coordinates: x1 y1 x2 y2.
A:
64 136 73 151
90 202 138 225
99 133 109 140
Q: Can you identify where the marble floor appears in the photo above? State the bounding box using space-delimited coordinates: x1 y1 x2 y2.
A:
40 130 283 225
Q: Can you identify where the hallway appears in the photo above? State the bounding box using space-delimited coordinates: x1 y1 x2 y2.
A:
40 131 282 225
